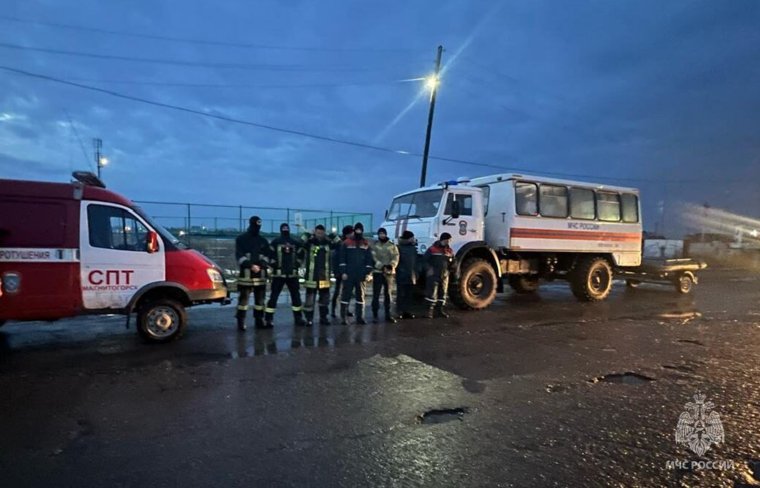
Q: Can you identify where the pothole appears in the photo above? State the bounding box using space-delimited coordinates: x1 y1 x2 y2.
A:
589 372 655 384
418 407 468 425
676 339 705 346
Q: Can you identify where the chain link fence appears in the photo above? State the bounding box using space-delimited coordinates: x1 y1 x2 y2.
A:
134 200 373 274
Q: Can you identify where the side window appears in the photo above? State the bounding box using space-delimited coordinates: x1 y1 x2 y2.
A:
88 205 149 251
621 193 639 223
515 182 538 216
539 185 568 218
444 194 473 216
596 192 621 222
569 187 595 220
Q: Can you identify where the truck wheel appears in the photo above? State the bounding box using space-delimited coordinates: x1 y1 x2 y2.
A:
451 258 497 310
137 299 187 343
508 275 540 294
675 274 694 294
571 257 613 302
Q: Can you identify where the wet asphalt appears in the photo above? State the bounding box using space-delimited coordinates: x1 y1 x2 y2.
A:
2 270 760 487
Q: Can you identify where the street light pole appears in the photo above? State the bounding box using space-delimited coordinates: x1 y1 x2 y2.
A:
93 138 104 180
419 45 443 188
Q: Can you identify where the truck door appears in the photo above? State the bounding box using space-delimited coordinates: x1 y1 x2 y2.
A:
79 202 165 310
442 192 483 252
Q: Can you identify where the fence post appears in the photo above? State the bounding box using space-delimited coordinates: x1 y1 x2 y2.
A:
239 206 243 231
286 208 290 227
186 204 192 245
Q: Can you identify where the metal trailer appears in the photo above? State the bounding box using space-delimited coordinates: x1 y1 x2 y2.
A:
616 258 708 294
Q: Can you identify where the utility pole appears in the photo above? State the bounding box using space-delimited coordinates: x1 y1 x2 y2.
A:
419 45 443 188
93 138 107 180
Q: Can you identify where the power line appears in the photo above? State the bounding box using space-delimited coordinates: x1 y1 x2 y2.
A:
63 109 95 173
0 14 425 54
0 65 740 186
0 42 404 72
63 77 424 89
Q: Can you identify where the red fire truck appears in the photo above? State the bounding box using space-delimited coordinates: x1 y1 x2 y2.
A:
0 172 229 342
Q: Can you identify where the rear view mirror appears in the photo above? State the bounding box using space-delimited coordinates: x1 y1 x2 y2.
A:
451 200 461 219
146 231 159 253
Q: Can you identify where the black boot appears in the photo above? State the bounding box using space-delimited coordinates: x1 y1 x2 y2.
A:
340 304 348 325
355 304 367 325
435 303 450 319
254 310 267 329
294 310 306 327
264 311 275 328
385 307 398 324
330 303 337 319
304 311 314 327
319 306 331 326
372 309 379 324
235 310 247 331
426 304 436 319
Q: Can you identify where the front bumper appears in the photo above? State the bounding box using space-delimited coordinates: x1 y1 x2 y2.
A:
188 287 230 305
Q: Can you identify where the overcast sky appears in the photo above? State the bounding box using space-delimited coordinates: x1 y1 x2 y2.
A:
1 0 759 236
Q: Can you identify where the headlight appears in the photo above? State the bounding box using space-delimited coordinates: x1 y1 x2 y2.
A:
206 268 224 283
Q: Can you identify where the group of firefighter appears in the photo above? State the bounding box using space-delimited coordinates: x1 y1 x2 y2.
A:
233 216 456 330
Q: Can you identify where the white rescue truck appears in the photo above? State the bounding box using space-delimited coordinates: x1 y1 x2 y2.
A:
381 173 647 309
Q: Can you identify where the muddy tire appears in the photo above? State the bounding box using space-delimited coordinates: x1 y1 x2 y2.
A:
675 274 694 294
508 275 540 294
570 257 613 302
450 258 497 310
625 279 641 289
137 298 187 343
0 320 5 328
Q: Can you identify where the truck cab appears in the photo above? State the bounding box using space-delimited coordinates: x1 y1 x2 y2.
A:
383 179 485 254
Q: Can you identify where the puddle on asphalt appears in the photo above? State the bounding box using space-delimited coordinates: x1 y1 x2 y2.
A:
418 407 469 425
589 372 655 384
226 323 395 359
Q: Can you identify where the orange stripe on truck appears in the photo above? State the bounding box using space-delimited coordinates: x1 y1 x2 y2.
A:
510 228 641 242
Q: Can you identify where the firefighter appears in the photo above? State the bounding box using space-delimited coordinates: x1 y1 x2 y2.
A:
330 225 354 318
395 230 418 319
302 225 338 326
235 216 273 330
371 227 399 323
264 223 305 327
338 222 374 325
424 232 455 319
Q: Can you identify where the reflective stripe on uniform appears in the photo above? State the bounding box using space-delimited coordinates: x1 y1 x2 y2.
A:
264 307 276 314
237 305 249 311
253 305 265 311
292 305 303 312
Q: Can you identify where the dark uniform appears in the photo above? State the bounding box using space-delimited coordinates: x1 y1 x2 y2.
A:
331 225 354 318
235 216 273 330
338 222 374 325
264 223 305 327
396 230 418 319
424 232 455 319
302 225 339 326
370 227 399 323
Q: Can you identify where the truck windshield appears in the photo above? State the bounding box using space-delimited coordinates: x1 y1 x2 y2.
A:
386 189 443 221
133 207 188 250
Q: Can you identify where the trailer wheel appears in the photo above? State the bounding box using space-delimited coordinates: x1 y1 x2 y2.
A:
675 274 694 294
451 258 498 310
508 275 540 294
625 279 641 289
137 298 187 343
571 257 613 302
